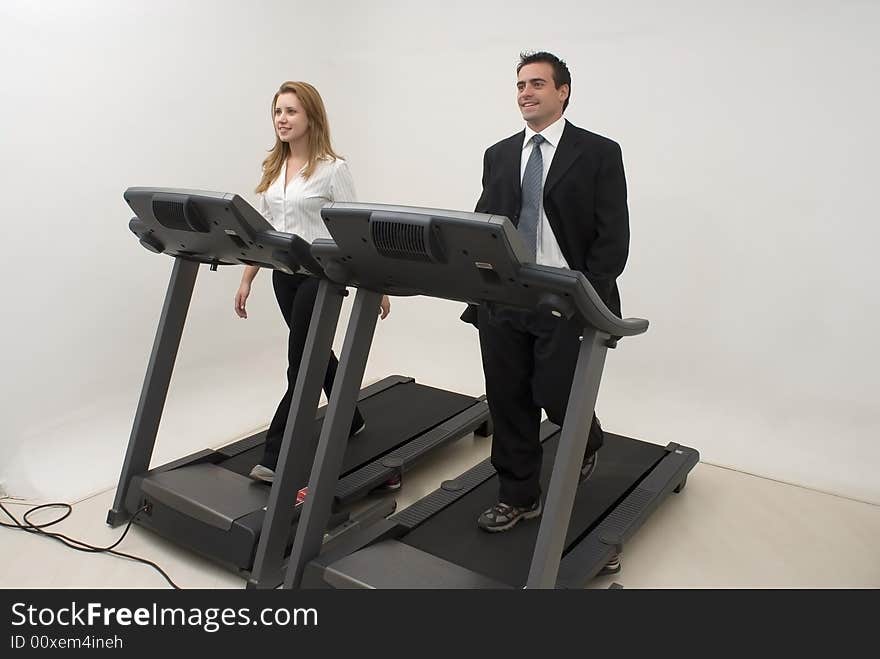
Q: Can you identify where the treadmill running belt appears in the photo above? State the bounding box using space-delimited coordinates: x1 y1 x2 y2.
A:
218 382 477 481
401 432 667 587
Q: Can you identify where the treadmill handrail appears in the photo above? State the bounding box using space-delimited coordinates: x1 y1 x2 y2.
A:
517 264 648 337
256 229 325 277
311 201 648 338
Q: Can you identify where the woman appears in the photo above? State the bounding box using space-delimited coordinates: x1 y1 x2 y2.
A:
235 81 392 487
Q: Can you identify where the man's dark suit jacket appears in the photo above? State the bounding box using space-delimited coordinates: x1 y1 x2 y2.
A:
461 119 629 325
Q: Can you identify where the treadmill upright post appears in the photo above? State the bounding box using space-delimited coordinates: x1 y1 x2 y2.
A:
525 327 608 589
248 278 346 589
284 287 383 589
107 257 199 527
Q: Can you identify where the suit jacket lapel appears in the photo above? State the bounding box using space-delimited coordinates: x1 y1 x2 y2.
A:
544 120 582 196
503 131 524 222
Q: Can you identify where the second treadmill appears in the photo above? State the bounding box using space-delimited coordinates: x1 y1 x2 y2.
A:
107 188 490 589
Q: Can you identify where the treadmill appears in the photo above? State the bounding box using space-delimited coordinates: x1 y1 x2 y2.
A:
282 202 699 589
106 188 491 589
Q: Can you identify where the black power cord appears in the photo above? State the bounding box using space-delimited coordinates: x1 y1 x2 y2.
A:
0 500 180 589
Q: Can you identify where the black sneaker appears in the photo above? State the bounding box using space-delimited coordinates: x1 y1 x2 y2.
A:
477 499 542 532
580 452 598 481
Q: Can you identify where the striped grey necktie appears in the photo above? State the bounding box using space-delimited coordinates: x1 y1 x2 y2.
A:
518 133 545 260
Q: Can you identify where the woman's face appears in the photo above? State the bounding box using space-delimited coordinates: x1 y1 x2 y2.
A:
274 92 309 144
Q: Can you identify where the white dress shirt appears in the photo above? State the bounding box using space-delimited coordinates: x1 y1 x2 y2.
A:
521 115 571 269
258 157 356 243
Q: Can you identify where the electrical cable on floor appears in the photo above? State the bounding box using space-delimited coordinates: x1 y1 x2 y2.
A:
0 500 180 589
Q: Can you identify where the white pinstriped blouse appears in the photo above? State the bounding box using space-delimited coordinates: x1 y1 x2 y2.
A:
258 157 356 244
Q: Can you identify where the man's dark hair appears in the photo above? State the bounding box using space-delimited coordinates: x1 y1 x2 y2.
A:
517 51 571 112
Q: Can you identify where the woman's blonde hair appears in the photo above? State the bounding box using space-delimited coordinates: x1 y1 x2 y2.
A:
256 81 341 193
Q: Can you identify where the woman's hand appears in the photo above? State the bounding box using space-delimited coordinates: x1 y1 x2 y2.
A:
234 282 251 319
379 295 391 320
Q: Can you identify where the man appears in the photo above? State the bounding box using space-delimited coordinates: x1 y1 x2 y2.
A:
466 52 629 555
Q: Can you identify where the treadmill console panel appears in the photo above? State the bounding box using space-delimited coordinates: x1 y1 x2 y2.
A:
314 202 646 337
124 187 314 275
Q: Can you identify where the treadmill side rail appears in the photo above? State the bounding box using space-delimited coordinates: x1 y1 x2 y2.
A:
555 444 700 588
334 399 490 504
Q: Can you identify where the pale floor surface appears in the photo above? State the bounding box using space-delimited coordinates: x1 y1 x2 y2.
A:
1 432 878 589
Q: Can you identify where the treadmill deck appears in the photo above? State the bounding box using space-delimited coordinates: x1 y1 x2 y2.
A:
401 432 668 587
